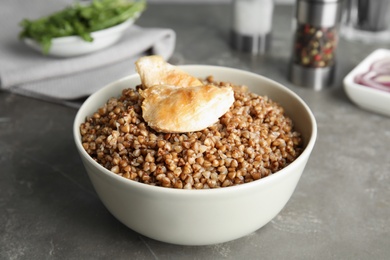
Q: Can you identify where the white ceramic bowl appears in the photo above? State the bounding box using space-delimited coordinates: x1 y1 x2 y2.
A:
24 18 136 57
343 48 390 117
73 66 317 245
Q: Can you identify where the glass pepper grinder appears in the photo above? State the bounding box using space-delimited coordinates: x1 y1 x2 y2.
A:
289 0 343 90
231 0 274 55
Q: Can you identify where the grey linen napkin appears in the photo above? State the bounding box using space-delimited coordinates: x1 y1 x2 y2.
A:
0 0 176 107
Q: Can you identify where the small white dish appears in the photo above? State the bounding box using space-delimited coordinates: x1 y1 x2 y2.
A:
23 18 136 57
343 48 390 117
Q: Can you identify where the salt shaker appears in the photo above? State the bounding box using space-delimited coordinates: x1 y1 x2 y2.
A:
231 0 274 55
289 0 343 90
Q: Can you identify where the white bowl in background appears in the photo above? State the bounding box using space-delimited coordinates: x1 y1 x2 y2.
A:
24 18 136 57
343 48 390 117
73 65 317 245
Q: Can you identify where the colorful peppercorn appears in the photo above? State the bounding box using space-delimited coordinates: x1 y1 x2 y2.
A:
293 24 337 68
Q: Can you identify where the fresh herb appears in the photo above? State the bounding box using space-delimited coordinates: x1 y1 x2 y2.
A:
19 0 146 54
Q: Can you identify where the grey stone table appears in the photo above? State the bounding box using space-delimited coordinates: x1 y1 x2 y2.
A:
1 3 390 259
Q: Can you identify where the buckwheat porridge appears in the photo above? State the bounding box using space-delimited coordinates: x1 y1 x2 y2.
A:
80 55 303 189
80 56 303 189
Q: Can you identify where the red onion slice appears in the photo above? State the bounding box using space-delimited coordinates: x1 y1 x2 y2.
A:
370 58 390 73
373 74 390 87
354 57 390 92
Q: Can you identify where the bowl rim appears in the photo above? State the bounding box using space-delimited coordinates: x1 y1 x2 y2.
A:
73 65 317 195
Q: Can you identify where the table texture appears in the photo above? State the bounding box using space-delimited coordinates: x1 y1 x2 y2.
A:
1 3 390 260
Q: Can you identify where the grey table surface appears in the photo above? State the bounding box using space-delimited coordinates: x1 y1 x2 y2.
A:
1 3 390 260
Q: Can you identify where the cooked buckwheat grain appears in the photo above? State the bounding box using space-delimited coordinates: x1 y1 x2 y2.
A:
80 78 303 189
